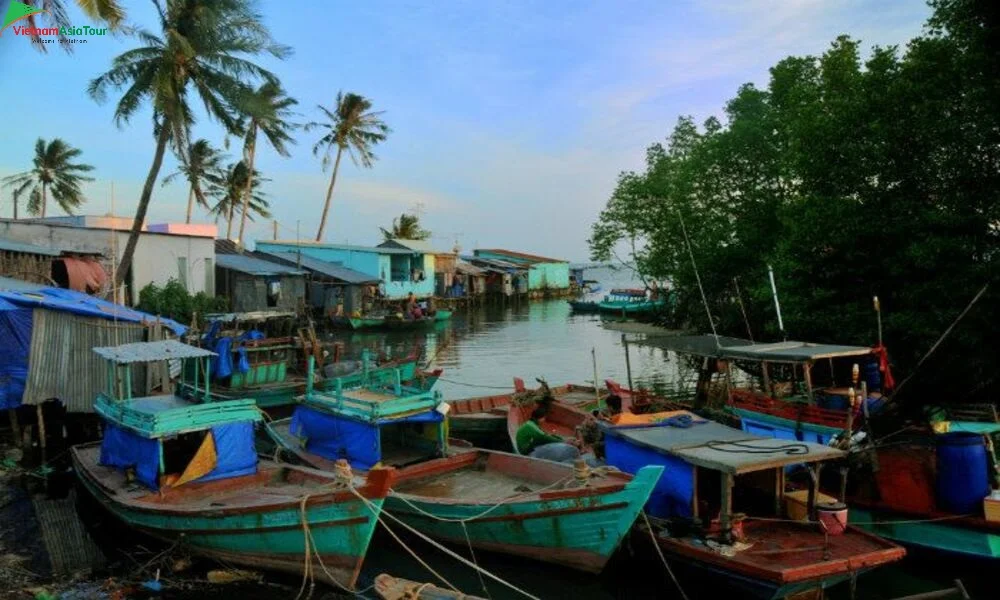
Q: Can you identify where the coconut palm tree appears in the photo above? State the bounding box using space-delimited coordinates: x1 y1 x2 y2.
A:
20 0 125 52
88 0 289 287
307 92 391 241
237 81 297 245
161 139 227 224
210 161 271 240
1 138 94 218
380 213 431 241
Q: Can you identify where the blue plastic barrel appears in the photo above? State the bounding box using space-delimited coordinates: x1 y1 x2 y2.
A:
936 432 990 514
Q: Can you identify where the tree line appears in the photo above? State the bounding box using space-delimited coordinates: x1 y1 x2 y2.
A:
590 0 998 404
4 0 391 288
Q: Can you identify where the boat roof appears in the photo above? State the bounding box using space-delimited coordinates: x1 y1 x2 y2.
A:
95 394 260 438
203 310 298 322
634 334 872 362
93 340 215 364
610 288 647 296
606 421 844 474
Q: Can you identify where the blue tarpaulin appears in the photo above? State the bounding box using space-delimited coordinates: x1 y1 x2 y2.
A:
605 432 694 519
0 287 185 335
100 423 162 489
0 298 32 410
201 421 258 482
290 405 443 470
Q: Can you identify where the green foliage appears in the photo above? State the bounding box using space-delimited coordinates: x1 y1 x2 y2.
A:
590 1 999 403
1 138 94 217
137 279 227 326
380 213 431 241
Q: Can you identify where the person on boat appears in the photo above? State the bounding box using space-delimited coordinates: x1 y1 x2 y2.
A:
516 403 582 463
593 394 623 422
404 293 422 320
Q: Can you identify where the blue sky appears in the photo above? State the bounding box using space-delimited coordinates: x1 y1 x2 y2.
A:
0 0 930 261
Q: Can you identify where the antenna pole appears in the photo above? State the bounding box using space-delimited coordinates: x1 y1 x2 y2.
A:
733 277 754 343
768 265 785 340
677 209 719 348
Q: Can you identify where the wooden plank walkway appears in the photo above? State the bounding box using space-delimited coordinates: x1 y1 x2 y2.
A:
32 491 105 576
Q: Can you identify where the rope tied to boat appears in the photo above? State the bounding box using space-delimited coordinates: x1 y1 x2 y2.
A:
350 486 542 600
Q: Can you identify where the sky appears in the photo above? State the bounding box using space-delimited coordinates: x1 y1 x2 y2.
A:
0 0 931 261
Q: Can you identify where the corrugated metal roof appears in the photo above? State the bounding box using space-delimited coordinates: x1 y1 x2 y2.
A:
475 248 567 264
455 260 485 276
379 239 444 254
92 340 215 363
462 256 530 272
261 251 379 284
0 239 63 257
216 253 306 276
262 241 416 255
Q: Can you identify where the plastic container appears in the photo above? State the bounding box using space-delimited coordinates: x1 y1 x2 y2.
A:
816 501 848 535
936 432 991 514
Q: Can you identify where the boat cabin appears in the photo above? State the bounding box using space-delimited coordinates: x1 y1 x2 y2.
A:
284 359 447 471
93 340 262 490
604 288 648 302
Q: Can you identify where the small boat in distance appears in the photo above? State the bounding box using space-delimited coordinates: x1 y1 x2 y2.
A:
597 288 665 315
332 309 453 331
73 340 393 590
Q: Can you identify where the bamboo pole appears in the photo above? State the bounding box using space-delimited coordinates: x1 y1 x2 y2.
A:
35 404 46 450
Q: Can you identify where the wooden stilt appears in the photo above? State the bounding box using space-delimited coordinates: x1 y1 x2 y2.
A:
8 408 20 446
36 403 47 450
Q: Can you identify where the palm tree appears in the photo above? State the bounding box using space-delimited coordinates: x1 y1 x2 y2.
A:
210 161 270 240
21 0 124 52
237 81 297 245
161 139 227 224
380 213 431 241
307 92 391 241
1 138 94 218
88 0 289 288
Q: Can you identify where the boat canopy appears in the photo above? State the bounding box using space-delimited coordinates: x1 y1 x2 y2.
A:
93 339 216 364
604 421 843 475
633 334 873 363
203 310 299 323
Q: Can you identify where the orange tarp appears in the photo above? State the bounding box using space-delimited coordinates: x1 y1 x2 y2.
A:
172 433 218 487
610 409 702 426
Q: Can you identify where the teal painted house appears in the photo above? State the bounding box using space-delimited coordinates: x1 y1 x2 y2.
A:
473 249 570 293
255 241 434 299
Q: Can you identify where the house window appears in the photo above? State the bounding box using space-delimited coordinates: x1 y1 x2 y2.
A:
389 255 410 282
204 258 214 294
177 257 188 290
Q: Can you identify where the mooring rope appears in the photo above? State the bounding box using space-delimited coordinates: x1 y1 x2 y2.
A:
641 511 690 600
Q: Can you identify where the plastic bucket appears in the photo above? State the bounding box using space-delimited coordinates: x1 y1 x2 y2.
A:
816 501 848 535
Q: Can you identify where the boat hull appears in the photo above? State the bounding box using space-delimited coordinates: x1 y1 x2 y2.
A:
850 507 1000 560
387 461 663 573
72 445 387 589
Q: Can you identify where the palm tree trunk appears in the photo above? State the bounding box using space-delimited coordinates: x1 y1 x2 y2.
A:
116 123 171 289
41 182 47 218
226 198 234 240
237 137 256 247
185 186 195 224
315 146 344 241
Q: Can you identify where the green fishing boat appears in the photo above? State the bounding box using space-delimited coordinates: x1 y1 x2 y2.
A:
72 340 394 590
597 289 666 315
333 310 453 331
270 361 663 572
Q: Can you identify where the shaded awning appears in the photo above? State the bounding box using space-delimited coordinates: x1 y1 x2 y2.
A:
93 340 215 364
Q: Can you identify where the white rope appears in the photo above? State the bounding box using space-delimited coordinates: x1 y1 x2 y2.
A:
387 475 573 523
350 488 542 600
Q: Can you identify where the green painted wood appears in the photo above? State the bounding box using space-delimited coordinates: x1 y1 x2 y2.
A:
386 465 662 572
95 393 261 438
850 507 1000 559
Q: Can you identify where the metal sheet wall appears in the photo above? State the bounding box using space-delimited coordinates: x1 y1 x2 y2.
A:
22 309 166 412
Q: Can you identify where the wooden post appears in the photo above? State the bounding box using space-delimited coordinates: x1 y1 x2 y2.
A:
306 355 315 396
839 466 849 502
774 467 784 516
622 334 634 393
35 404 46 450
8 409 20 448
807 463 824 520
691 468 700 519
804 361 814 402
761 361 771 395
720 471 733 534
272 219 278 240
591 348 601 404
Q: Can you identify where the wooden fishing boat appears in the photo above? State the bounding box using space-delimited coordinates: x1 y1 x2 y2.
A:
73 341 394 589
269 367 664 573
845 424 1000 559
597 289 665 315
335 310 454 331
374 574 486 600
601 418 905 599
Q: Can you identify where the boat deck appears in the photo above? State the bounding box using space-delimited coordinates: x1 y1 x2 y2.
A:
659 520 905 584
73 443 368 511
393 466 538 501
